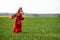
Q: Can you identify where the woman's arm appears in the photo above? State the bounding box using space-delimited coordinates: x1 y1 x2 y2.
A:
10 14 16 19
21 13 24 20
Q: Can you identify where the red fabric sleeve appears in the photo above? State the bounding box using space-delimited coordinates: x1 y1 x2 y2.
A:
11 14 16 19
20 13 24 20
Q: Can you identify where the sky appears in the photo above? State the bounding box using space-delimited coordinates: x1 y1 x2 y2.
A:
0 0 60 14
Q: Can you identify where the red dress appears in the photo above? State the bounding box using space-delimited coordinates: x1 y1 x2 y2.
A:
11 13 24 33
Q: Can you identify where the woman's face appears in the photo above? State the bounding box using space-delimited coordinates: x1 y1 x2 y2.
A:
20 8 22 12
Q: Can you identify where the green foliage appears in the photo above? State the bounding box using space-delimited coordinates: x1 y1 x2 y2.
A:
0 17 60 40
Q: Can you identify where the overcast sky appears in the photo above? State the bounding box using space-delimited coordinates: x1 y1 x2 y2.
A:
0 0 60 14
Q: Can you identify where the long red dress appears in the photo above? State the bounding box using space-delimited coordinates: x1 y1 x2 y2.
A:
11 13 24 33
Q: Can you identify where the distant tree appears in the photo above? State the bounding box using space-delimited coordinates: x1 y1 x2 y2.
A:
57 14 60 17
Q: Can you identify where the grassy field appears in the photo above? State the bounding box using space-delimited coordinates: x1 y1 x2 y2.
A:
0 16 60 40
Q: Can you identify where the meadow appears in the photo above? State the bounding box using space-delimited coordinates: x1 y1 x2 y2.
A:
0 16 60 40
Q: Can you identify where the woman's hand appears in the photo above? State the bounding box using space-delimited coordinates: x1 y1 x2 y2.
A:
10 16 12 19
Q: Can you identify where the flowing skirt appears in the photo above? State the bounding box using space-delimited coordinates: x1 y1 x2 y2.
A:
14 20 22 33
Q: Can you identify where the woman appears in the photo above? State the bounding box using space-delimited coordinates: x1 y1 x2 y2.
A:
10 7 24 33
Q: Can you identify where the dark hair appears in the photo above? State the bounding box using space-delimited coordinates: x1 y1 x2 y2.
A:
18 7 24 15
17 7 22 13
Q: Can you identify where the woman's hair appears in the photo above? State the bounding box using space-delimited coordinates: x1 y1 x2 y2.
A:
17 7 24 15
17 7 22 12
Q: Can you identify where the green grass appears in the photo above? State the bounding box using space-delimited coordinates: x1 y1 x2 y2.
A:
0 16 60 40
